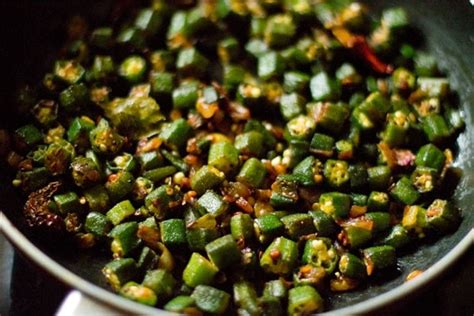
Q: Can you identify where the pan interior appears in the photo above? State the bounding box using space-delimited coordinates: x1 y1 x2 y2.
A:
0 0 472 311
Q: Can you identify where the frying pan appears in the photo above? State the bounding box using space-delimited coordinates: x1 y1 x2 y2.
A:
0 0 473 314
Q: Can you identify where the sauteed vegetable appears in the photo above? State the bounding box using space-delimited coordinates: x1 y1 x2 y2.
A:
1 0 465 314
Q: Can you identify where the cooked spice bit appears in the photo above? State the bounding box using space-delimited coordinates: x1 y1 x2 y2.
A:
405 270 423 282
23 181 64 231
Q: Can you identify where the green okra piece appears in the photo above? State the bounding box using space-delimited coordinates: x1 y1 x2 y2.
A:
176 47 209 78
53 192 83 215
281 213 316 240
233 281 260 316
217 36 240 63
279 93 306 121
257 51 285 80
310 71 341 102
319 192 351 220
236 157 267 188
358 92 391 123
351 193 368 206
292 156 323 186
414 52 438 76
135 8 163 35
302 237 338 274
84 185 110 213
260 237 298 275
120 281 157 306
142 269 176 301
138 151 164 171
223 64 246 92
351 107 375 130
106 200 135 226
254 214 285 244
14 124 43 148
137 246 158 272
191 285 231 314
310 132 334 157
105 171 135 202
425 199 461 234
150 71 175 101
270 175 299 208
85 212 112 238
142 166 177 183
415 143 445 172
183 253 219 288
88 55 114 82
341 221 373 249
116 27 146 49
208 141 240 175
391 67 415 92
109 222 141 258
54 60 85 84
339 253 366 279
161 149 189 173
391 177 420 205
422 113 451 144
186 227 219 251
90 27 113 49
59 83 88 112
284 115 316 142
336 63 362 86
205 234 241 269
379 224 412 249
284 139 310 168
191 165 225 195
160 218 187 248
102 258 138 291
287 285 323 316
308 210 338 237
309 101 350 135
244 119 277 148
107 153 138 174
367 191 390 212
89 119 125 156
263 279 288 301
172 80 200 110
164 296 196 313
145 184 182 218
44 140 75 175
365 212 391 233
367 165 392 191
335 139 354 160
324 159 350 189
283 71 310 94
234 131 265 157
444 107 465 131
264 14 296 48
402 205 427 236
118 55 147 84
230 213 254 242
160 118 192 150
363 245 397 275
196 190 228 217
382 111 410 147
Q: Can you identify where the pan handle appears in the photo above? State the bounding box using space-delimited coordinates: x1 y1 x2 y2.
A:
56 290 123 316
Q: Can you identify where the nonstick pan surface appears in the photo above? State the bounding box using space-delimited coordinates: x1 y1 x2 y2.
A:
0 0 473 314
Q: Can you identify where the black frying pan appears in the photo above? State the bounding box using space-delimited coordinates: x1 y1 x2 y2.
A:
0 0 473 314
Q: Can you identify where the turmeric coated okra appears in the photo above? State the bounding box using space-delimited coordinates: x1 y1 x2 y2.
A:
1 0 466 315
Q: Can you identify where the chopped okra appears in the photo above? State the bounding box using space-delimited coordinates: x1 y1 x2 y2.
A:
5 1 466 315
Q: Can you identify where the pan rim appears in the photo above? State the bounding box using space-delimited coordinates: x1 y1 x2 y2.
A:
1 212 472 315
